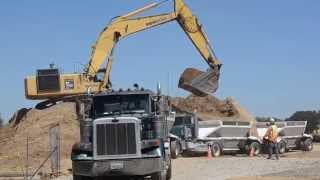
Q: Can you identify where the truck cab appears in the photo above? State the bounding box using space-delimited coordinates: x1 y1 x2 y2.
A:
72 88 174 180
169 113 199 158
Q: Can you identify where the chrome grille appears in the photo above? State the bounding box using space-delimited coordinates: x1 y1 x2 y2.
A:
96 123 137 156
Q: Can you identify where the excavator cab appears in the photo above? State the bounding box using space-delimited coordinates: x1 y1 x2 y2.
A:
36 68 61 92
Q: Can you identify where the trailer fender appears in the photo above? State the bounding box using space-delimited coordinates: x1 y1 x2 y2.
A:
302 134 313 140
248 136 262 144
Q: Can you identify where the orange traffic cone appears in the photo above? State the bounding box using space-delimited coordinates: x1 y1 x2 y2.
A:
249 147 255 157
207 144 213 159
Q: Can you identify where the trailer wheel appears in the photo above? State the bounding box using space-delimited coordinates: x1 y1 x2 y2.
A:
285 148 289 153
170 140 180 159
302 138 313 151
211 143 221 157
278 140 286 154
249 142 261 155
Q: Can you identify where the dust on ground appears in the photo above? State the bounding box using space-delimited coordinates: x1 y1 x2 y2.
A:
172 144 320 180
228 177 319 180
281 143 320 159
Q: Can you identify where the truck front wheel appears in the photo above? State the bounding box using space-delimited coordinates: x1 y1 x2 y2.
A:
170 140 180 159
151 171 166 180
166 162 172 180
302 138 313 151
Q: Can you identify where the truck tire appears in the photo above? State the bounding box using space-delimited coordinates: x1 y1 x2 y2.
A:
249 141 261 155
151 171 166 180
302 138 313 151
278 140 286 154
170 141 180 159
211 143 221 157
73 175 93 180
166 162 172 180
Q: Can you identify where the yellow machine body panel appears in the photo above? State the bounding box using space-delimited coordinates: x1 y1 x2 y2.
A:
25 73 103 100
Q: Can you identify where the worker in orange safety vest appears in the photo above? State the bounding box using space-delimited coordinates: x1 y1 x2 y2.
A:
263 118 279 160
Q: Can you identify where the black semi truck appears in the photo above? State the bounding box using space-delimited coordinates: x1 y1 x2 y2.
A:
71 87 175 180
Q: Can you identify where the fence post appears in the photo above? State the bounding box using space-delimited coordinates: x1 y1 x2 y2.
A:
49 123 60 177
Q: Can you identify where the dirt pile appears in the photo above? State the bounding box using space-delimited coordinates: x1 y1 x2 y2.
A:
171 95 258 136
0 102 79 174
171 95 236 119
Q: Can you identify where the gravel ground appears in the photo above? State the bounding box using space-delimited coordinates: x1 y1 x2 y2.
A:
35 143 320 180
173 157 320 180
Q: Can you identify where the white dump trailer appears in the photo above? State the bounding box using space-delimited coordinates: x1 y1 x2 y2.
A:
256 121 313 154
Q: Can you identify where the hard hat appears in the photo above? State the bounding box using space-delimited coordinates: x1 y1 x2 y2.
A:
270 118 275 125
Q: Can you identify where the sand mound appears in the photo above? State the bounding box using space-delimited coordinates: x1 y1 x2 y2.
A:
0 102 79 174
171 95 236 119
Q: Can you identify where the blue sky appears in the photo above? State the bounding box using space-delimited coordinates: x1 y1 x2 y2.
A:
0 0 319 120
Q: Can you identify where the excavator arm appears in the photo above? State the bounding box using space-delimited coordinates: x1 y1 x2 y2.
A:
174 0 222 95
86 0 221 95
175 0 220 67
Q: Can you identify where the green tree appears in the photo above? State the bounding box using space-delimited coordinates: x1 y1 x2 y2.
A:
286 111 320 133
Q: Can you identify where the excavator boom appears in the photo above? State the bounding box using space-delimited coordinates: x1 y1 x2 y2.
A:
86 12 177 80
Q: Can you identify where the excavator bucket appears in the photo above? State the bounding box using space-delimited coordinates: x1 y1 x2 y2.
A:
178 68 220 96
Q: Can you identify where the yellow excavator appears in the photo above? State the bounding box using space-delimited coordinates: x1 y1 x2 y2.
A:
24 0 222 108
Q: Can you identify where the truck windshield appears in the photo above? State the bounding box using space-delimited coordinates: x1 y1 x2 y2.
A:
174 116 192 126
93 94 149 117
